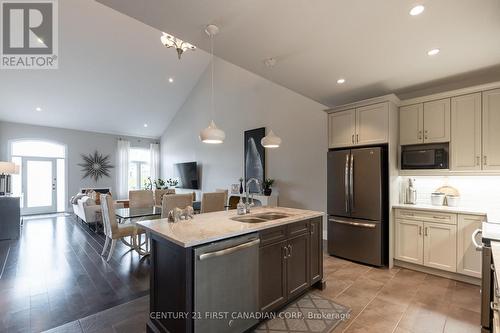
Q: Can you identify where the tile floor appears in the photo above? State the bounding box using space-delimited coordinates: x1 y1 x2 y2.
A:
316 254 481 333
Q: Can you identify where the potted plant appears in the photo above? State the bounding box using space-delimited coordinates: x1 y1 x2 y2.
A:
167 178 179 188
154 178 166 190
263 178 275 196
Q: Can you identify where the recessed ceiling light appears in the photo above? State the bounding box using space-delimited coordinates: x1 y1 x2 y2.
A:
409 5 425 16
337 78 346 84
144 124 148 128
168 77 174 83
427 48 440 56
35 107 42 112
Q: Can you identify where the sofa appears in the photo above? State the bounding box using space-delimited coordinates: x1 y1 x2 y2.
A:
71 193 123 225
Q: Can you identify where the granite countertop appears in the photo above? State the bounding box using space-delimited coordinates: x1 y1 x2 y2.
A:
137 206 324 248
393 203 487 216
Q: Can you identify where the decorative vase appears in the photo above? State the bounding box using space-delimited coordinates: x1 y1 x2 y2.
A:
263 188 272 196
239 179 244 195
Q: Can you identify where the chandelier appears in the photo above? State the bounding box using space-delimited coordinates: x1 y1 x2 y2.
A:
160 32 196 59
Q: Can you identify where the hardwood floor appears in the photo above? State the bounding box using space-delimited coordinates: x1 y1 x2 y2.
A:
0 214 150 333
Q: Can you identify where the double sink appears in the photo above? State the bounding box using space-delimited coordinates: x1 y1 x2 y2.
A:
231 212 291 223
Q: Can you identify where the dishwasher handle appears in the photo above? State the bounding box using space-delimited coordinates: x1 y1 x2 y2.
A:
198 238 260 261
472 229 483 251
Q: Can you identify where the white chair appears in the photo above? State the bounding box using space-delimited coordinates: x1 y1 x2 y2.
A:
100 194 145 262
161 194 193 218
201 192 226 213
129 190 154 208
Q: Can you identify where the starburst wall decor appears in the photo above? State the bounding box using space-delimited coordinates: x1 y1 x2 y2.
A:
78 151 114 181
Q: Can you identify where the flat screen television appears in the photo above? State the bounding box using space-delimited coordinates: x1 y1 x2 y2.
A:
173 162 199 189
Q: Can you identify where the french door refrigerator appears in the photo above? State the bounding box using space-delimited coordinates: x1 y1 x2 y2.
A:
327 146 387 266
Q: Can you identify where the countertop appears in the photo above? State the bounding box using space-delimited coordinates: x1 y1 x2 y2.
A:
393 203 487 216
137 206 324 248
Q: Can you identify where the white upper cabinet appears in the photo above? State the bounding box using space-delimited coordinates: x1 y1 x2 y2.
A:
451 93 482 171
399 98 450 145
328 102 390 148
400 104 423 145
356 103 389 146
328 109 356 148
423 98 451 143
482 89 500 170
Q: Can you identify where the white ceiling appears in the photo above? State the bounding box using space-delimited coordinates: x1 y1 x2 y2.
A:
0 0 210 138
96 0 500 106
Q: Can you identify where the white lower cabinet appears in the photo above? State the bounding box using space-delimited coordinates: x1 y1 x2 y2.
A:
395 219 423 264
395 209 483 278
457 214 484 278
423 223 457 272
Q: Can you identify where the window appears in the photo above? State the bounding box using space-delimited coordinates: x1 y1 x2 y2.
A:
129 148 150 190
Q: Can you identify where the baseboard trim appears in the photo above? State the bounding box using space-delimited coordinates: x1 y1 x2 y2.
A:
394 259 481 286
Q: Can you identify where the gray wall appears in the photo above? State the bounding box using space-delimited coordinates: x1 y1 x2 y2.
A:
160 57 328 229
0 121 158 211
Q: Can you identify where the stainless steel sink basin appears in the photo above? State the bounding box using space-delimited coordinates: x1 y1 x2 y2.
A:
231 212 291 223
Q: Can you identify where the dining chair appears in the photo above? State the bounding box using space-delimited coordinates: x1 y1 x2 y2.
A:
215 188 229 208
161 194 193 218
154 189 176 206
100 194 145 262
201 192 226 213
129 190 154 208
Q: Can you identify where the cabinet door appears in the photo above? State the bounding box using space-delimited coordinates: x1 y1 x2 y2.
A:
286 233 309 299
400 104 423 145
423 222 457 272
395 219 423 264
309 218 323 285
482 89 500 170
451 93 482 171
355 102 389 145
423 98 451 143
457 214 484 278
259 240 287 312
328 109 356 148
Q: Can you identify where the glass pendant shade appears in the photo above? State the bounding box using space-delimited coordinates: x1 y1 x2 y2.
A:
261 130 282 148
199 120 226 144
160 33 196 59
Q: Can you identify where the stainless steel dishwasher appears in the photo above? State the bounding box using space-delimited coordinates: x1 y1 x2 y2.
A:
194 233 260 333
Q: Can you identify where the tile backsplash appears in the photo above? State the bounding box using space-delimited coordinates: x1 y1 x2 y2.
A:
399 176 500 221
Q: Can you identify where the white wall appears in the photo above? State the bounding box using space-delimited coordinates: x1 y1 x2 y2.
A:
0 121 158 211
160 57 328 229
400 176 500 221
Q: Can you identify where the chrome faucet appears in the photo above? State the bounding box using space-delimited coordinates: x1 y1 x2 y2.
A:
245 178 261 214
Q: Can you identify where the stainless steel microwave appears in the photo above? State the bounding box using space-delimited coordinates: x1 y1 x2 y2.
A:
401 143 449 169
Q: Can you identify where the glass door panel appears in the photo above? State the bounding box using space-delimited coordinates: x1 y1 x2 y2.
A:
22 158 57 215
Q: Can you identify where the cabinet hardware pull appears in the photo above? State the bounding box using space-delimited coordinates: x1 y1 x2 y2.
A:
424 227 428 236
418 226 422 235
356 134 359 143
283 246 288 259
418 131 422 140
491 301 500 312
484 156 488 165
288 245 292 258
432 216 447 220
352 134 354 144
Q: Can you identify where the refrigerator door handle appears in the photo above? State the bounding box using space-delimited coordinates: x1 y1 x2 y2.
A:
329 218 376 229
349 154 354 211
344 154 349 213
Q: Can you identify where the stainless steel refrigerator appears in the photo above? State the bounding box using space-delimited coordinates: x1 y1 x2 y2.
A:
327 146 387 266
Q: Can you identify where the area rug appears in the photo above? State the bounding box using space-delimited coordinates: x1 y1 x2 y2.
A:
253 292 351 333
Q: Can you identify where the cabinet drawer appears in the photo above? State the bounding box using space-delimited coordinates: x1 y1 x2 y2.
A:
396 209 456 225
260 226 287 247
287 220 310 237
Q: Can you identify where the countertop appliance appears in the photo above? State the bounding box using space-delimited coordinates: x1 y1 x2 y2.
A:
194 233 260 333
401 143 449 169
474 222 500 333
327 146 388 266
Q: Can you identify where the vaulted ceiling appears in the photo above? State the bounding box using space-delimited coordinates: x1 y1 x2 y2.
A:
97 0 500 106
0 0 210 138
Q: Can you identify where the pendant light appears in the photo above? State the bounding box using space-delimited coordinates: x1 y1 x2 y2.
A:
199 24 225 144
261 58 282 149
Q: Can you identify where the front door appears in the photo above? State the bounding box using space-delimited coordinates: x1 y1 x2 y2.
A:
22 157 57 215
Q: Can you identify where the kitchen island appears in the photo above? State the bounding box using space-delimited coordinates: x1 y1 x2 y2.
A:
138 206 324 333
